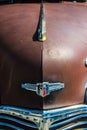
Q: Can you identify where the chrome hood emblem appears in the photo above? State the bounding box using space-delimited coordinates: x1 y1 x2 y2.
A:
21 82 64 97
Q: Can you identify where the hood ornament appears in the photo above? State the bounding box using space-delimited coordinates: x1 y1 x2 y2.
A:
38 0 46 42
21 82 64 97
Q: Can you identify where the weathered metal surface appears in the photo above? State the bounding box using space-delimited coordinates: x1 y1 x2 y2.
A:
0 3 87 110
21 82 64 97
43 3 87 109
0 104 87 130
0 4 43 109
38 0 46 42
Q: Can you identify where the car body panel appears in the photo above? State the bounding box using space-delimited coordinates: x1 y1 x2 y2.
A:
0 3 87 111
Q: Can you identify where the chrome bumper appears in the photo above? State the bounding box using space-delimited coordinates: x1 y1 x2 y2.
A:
0 104 87 130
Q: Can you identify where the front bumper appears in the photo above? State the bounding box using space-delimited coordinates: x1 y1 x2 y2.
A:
0 104 87 130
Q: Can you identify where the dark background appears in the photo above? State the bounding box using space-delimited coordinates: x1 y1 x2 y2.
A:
0 0 61 4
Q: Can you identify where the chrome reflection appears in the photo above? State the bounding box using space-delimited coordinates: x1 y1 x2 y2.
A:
38 0 46 42
0 115 36 128
51 114 87 130
0 105 87 130
0 122 22 129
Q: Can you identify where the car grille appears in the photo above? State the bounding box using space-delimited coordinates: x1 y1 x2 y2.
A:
0 104 87 130
0 114 37 129
50 114 87 130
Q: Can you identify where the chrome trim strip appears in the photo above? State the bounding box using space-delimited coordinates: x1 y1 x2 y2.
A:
62 121 87 130
0 122 23 130
51 114 87 128
0 115 36 128
85 58 87 66
0 104 87 130
38 0 46 42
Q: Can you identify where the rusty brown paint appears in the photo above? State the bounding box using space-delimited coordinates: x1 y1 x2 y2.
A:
0 3 87 110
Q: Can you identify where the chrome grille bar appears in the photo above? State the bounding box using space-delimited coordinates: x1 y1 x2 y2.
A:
0 115 37 128
0 122 23 130
62 121 87 130
50 114 87 129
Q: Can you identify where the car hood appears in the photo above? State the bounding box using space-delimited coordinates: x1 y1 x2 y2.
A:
0 3 87 109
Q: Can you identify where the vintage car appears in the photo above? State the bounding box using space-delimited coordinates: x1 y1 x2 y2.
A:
0 1 87 130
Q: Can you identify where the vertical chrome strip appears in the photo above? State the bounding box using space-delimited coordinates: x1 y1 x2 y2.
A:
38 0 46 42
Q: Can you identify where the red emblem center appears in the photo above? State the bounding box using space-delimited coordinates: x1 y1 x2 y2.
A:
43 89 46 96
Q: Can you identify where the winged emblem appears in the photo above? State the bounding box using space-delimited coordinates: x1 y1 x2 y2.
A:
21 82 64 97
